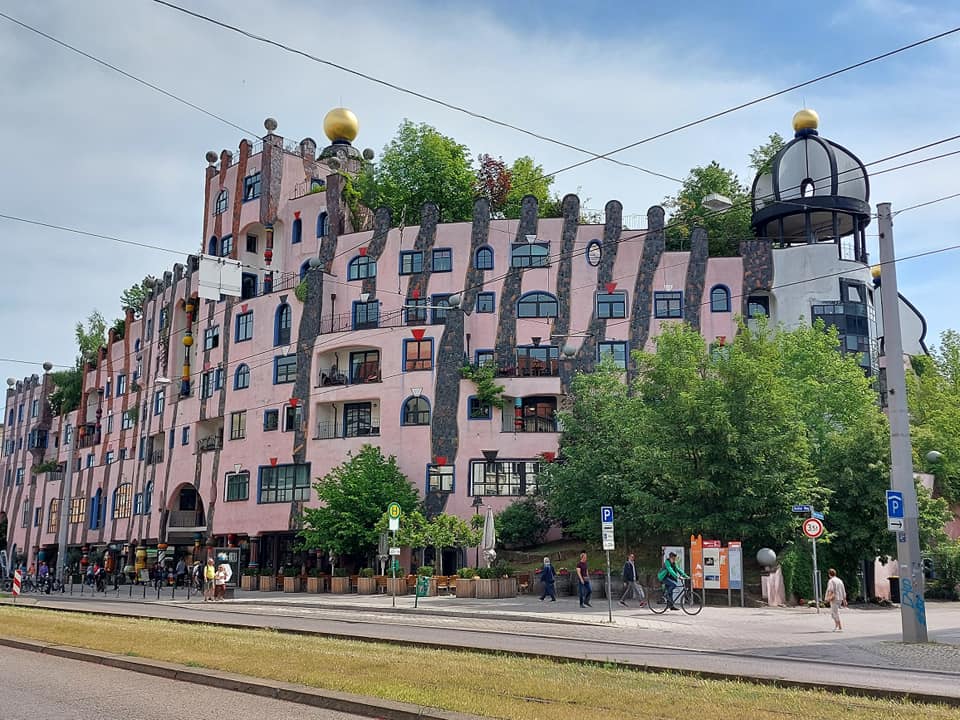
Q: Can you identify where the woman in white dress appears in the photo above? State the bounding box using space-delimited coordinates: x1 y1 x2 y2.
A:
825 568 847 631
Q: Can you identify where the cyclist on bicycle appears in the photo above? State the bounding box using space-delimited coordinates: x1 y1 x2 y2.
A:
658 552 689 611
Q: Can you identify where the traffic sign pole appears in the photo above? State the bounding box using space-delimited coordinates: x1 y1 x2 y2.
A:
600 506 614 623
811 538 820 614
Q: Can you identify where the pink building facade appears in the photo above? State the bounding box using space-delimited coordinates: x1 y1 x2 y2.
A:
0 111 914 575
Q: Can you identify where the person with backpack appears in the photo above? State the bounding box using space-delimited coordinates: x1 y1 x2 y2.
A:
658 552 688 611
538 557 557 602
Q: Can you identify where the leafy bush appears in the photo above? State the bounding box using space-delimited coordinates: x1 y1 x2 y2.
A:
417 566 434 577
282 567 298 577
259 567 273 577
495 497 551 550
333 568 349 577
476 567 498 579
359 568 375 578
242 567 258 577
307 568 320 577
457 567 478 579
927 540 960 600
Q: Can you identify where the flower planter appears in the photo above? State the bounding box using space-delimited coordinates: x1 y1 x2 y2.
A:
475 578 498 599
258 576 275 592
498 578 518 598
283 576 301 593
330 576 350 594
240 575 257 591
306 576 322 593
386 577 407 595
455 577 477 598
357 577 377 595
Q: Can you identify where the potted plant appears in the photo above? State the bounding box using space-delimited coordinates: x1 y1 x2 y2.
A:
306 567 322 593
282 566 301 593
258 567 275 592
455 567 478 598
386 566 407 596
475 566 498 599
240 567 258 591
330 568 350 593
357 568 376 594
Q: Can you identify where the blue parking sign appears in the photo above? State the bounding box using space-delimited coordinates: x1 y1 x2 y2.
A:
601 506 614 523
886 490 904 519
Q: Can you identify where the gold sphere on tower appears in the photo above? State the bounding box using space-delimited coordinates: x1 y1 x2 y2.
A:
323 107 359 143
792 108 820 132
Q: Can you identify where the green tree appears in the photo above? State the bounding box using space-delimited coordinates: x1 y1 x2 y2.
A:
423 514 480 575
503 156 555 219
475 154 511 215
663 162 751 256
299 445 419 561
495 497 551 549
48 367 83 416
357 120 475 225
917 482 953 550
120 276 155 318
749 133 786 174
75 311 106 366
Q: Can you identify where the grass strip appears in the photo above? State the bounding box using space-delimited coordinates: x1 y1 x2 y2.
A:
0 605 955 720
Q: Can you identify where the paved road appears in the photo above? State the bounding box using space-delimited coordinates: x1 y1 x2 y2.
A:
1 646 363 720
6 592 960 702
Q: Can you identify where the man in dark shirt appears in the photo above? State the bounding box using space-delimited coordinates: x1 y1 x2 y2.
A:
619 552 645 607
576 552 592 608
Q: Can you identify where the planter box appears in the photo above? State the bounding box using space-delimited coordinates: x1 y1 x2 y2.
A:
475 578 498 599
357 577 377 595
258 576 275 592
306 576 322 593
240 575 257 591
455 577 476 598
498 578 518 598
283 576 301 593
591 577 606 599
330 576 350 594
386 577 407 596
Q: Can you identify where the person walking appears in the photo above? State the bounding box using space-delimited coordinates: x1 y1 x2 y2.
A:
175 557 187 588
825 568 847 631
539 557 557 602
576 552 592 608
658 552 688 610
203 557 216 602
619 553 645 607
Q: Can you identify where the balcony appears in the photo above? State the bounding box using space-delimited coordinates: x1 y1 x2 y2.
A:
168 509 206 530
147 449 164 465
502 396 559 433
496 360 561 378
315 419 381 440
197 435 223 453
316 349 381 387
46 470 65 483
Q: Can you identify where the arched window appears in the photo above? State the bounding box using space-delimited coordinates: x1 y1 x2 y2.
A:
234 364 250 390
207 236 218 255
214 189 228 215
292 218 302 244
274 303 291 346
517 291 558 318
401 396 431 426
112 483 132 519
511 243 549 268
347 255 377 281
317 212 328 238
710 285 731 312
475 246 494 271
144 481 153 514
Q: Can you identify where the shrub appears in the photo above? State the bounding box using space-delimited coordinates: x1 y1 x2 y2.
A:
457 567 478 579
333 568 349 577
495 497 551 550
282 567 298 577
417 566 434 577
359 568 375 578
259 567 273 577
307 568 320 578
477 567 498 579
242 567 258 577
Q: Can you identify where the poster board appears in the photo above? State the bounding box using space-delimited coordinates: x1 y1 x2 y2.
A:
727 541 743 590
214 547 241 588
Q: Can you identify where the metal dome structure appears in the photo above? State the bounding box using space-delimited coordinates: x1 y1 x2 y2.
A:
751 110 870 263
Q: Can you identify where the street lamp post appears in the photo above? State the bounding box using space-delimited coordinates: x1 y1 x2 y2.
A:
877 202 928 643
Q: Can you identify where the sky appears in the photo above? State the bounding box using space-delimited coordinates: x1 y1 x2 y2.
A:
1 0 959 387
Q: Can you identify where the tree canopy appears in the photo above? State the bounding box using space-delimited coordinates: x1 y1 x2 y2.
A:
75 310 106 366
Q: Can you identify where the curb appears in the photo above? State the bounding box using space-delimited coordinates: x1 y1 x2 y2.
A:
0 635 481 720
4 601 960 708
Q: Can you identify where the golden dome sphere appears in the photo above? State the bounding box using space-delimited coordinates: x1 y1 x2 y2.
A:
182 335 194 347
792 108 820 132
871 265 882 279
323 107 359 143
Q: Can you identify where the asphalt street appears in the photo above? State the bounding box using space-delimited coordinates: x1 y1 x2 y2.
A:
0 646 365 720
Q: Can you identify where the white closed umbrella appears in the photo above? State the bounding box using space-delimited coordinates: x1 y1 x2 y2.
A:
480 506 497 567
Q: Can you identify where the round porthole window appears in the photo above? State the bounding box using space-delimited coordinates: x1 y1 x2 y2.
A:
586 240 602 267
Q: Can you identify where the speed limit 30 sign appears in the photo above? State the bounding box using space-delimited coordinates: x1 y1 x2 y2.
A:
802 517 825 539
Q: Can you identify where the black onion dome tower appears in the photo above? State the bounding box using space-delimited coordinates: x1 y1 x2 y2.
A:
751 109 870 263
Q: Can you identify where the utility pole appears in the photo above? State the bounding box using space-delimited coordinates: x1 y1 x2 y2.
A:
877 202 928 643
56 420 76 584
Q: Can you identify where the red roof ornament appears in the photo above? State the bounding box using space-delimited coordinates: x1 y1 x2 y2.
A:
605 282 618 294
411 288 420 299
411 328 426 341
359 247 368 257
542 451 556 462
270 457 278 467
289 397 299 408
434 456 447 466
241 304 248 313
294 211 301 220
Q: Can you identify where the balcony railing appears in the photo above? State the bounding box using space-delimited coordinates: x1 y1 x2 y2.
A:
497 361 561 378
147 449 164 465
314 420 381 440
46 470 65 483
317 364 382 387
168 510 206 528
290 179 326 200
197 435 223 453
78 433 101 449
505 417 559 433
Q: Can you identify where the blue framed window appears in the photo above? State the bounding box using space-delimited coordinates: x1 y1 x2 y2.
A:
432 248 453 272
214 190 228 215
317 212 328 238
511 243 549 268
710 285 731 312
517 291 558 318
347 255 377 280
168 429 174 449
159 308 168 330
236 311 254 342
475 349 495 367
257 464 311 503
246 234 258 253
274 355 297 384
235 363 250 389
475 246 494 270
112 483 132 518
263 409 279 431
403 338 433 371
153 390 165 416
243 172 261 201
89 489 103 529
144 481 153 514
225 471 249 502
430 294 454 324
654 291 683 319
598 341 628 369
203 326 220 350
214 368 224 390
274 303 291 346
399 251 423 275
208 236 218 254
596 291 627 319
468 395 492 419
586 240 602 267
134 493 144 516
292 218 302 244
200 371 213 399
427 464 454 493
220 234 233 257
747 295 770 318
352 300 379 330
181 426 190 445
116 374 126 396
476 292 495 313
401 397 431 426
405 298 428 324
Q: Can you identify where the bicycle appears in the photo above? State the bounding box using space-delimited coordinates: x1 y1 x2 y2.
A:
649 577 703 615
